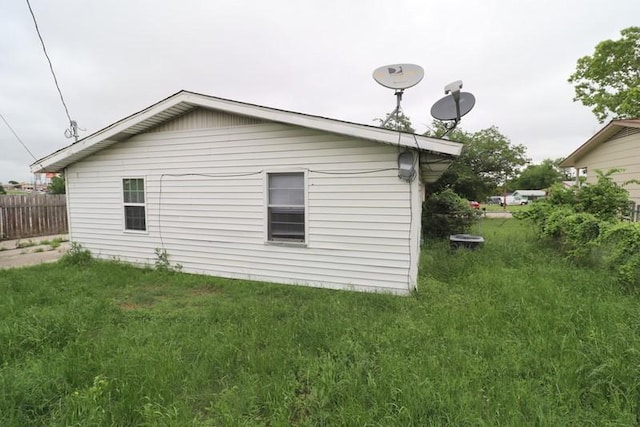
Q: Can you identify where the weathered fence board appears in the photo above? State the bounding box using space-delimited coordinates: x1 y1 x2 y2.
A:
0 195 68 240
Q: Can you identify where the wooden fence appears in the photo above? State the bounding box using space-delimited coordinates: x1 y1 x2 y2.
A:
0 194 68 241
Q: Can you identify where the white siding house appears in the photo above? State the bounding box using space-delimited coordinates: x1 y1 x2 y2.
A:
560 119 640 206
32 91 462 295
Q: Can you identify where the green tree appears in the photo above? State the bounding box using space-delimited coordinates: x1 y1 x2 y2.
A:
374 111 416 133
568 26 640 122
509 159 564 191
48 174 66 194
0 183 5 195
426 123 529 201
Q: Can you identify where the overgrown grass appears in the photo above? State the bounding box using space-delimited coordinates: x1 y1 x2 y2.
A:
1 219 639 425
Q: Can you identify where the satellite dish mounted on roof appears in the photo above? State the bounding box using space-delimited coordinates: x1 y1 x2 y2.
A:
430 80 476 138
373 64 424 130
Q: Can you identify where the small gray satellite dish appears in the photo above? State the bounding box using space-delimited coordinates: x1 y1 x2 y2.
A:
373 64 424 90
430 92 476 121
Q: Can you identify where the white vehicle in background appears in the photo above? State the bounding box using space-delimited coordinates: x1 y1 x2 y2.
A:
512 189 547 202
499 195 529 206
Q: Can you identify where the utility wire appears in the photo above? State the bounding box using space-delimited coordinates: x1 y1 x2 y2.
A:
25 0 76 138
0 111 38 162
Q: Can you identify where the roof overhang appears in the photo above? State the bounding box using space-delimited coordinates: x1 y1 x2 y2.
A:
31 90 463 174
560 119 640 168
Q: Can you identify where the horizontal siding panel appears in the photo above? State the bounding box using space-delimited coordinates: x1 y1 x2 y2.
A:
72 154 397 171
310 214 409 224
310 220 409 232
67 164 396 179
309 226 405 239
159 245 408 277
157 191 262 200
307 241 408 255
136 128 353 147
310 192 408 201
100 137 390 159
309 175 403 185
136 122 311 140
310 233 407 246
310 184 406 193
310 198 406 208
158 224 263 237
154 180 264 189
71 214 121 223
310 206 408 216
154 208 262 219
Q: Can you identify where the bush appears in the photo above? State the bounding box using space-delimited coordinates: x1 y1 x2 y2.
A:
60 242 92 266
597 222 640 288
552 212 605 263
575 170 631 221
516 169 640 287
422 189 480 239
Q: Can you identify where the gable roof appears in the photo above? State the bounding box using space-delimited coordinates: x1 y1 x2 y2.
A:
560 119 640 168
31 90 463 173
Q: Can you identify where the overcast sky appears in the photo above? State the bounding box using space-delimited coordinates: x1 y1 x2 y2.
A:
1 0 639 184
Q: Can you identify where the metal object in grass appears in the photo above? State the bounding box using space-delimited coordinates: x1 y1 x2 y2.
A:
449 234 485 250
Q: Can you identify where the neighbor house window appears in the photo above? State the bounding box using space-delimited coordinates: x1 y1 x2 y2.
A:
123 178 146 231
268 173 305 242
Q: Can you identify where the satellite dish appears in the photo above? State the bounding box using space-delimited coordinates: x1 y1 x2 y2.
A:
430 92 476 121
373 64 424 90
430 80 476 138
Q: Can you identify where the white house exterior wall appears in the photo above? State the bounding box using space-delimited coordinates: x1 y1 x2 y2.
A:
577 130 640 204
65 116 420 294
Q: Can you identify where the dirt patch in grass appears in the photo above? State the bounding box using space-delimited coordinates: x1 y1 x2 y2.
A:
119 302 146 311
117 284 222 311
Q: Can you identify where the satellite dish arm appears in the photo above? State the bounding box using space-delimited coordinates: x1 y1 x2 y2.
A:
380 89 404 129
438 119 459 139
445 80 463 122
437 80 465 137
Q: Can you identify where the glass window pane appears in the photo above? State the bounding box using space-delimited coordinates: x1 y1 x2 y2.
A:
269 173 303 205
269 188 304 205
270 173 302 189
269 207 304 241
123 179 144 203
125 206 146 231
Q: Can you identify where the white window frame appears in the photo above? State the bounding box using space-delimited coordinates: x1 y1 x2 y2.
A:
265 170 308 246
122 177 148 233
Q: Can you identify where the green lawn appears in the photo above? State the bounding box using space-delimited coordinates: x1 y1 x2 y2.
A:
1 219 640 425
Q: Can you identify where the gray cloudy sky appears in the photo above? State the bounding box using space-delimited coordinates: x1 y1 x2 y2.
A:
1 0 639 184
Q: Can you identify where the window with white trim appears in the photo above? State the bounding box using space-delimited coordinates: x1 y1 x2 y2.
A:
123 178 146 231
268 173 305 242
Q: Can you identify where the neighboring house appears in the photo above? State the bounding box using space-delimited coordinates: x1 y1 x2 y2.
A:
31 90 462 295
560 119 640 206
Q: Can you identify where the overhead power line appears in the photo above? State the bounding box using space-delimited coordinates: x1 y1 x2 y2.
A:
25 0 80 141
0 111 38 162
